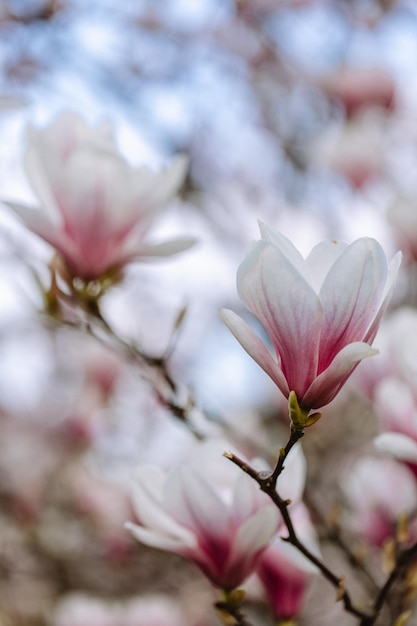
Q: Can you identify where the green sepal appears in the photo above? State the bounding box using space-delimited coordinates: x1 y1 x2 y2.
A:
288 391 310 431
304 411 322 428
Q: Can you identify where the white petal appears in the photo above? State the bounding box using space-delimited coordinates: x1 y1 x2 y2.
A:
132 154 188 209
258 222 307 278
4 200 53 233
23 143 61 225
374 432 417 463
305 239 348 292
233 472 266 522
125 522 195 553
130 466 193 541
164 467 230 540
364 251 402 345
226 507 279 576
237 241 322 397
127 237 196 258
220 308 290 397
318 238 387 371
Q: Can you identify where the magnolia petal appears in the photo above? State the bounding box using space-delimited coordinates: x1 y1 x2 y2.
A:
220 308 290 397
23 144 61 225
129 237 196 258
318 238 387 372
237 241 322 397
374 432 417 463
302 342 378 409
258 222 307 279
134 154 188 210
125 521 195 554
233 472 265 522
225 507 279 585
305 240 349 293
364 251 402 345
130 466 193 541
4 200 54 233
164 467 230 540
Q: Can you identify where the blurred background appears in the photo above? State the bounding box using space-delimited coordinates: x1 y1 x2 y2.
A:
1 1 417 624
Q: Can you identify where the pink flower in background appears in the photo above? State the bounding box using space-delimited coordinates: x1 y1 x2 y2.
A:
6 112 194 281
221 223 401 411
353 308 417 471
256 503 318 620
321 66 396 117
388 195 417 262
126 439 308 590
342 456 417 547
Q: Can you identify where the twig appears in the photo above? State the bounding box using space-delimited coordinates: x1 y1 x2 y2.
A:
359 542 417 626
215 599 254 626
225 427 372 623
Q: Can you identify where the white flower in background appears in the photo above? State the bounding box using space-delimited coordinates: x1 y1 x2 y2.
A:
6 111 194 281
342 456 417 547
353 308 417 467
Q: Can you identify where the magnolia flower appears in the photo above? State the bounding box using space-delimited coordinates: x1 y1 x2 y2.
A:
126 439 306 590
351 308 417 469
221 223 401 412
6 112 194 281
342 456 417 547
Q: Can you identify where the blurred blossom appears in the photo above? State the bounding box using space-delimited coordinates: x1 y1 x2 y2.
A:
126 439 306 590
1 1 417 624
256 502 319 620
67 465 135 557
221 223 401 412
6 111 194 281
0 411 62 519
321 66 396 116
342 456 417 547
310 112 387 188
52 593 196 626
388 194 417 262
354 308 417 467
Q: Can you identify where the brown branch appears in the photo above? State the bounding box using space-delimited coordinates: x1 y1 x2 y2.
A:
359 542 417 626
215 600 254 626
225 429 372 623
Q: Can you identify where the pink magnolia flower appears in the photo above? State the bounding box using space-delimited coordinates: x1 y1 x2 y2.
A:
256 503 318 620
126 439 306 590
321 66 396 117
342 456 417 547
7 112 194 281
352 308 417 471
221 223 401 412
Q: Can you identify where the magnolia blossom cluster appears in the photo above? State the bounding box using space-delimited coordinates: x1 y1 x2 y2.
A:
6 112 194 283
2 110 409 624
